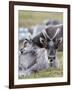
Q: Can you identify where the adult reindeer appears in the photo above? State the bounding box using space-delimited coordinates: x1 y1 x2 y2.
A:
32 24 63 67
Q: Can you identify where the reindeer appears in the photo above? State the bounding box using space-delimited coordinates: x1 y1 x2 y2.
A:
19 38 49 77
32 24 63 68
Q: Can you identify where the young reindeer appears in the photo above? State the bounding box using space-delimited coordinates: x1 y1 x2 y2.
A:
19 38 49 77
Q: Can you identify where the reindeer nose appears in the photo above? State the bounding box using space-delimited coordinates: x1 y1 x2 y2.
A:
50 59 53 62
20 49 23 54
21 51 23 54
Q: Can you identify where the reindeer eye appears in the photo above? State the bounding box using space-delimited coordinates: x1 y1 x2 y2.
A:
24 41 27 44
42 40 44 43
40 37 45 44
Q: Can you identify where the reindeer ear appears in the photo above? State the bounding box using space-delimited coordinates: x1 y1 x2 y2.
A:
29 34 32 41
56 37 63 48
40 37 45 44
23 39 28 47
58 37 63 43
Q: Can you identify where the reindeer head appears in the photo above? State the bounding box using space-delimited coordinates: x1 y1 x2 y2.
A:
20 39 33 54
40 24 63 62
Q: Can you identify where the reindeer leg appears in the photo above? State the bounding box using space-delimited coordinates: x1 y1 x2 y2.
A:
23 63 39 77
23 61 49 77
18 64 27 77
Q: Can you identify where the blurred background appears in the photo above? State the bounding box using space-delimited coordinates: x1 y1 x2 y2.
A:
18 11 63 28
18 10 63 50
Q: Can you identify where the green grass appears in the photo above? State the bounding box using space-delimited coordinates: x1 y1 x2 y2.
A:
19 51 63 79
18 11 63 28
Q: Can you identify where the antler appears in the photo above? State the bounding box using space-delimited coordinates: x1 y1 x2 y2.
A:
51 28 60 40
51 24 63 40
42 24 63 40
42 29 51 40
